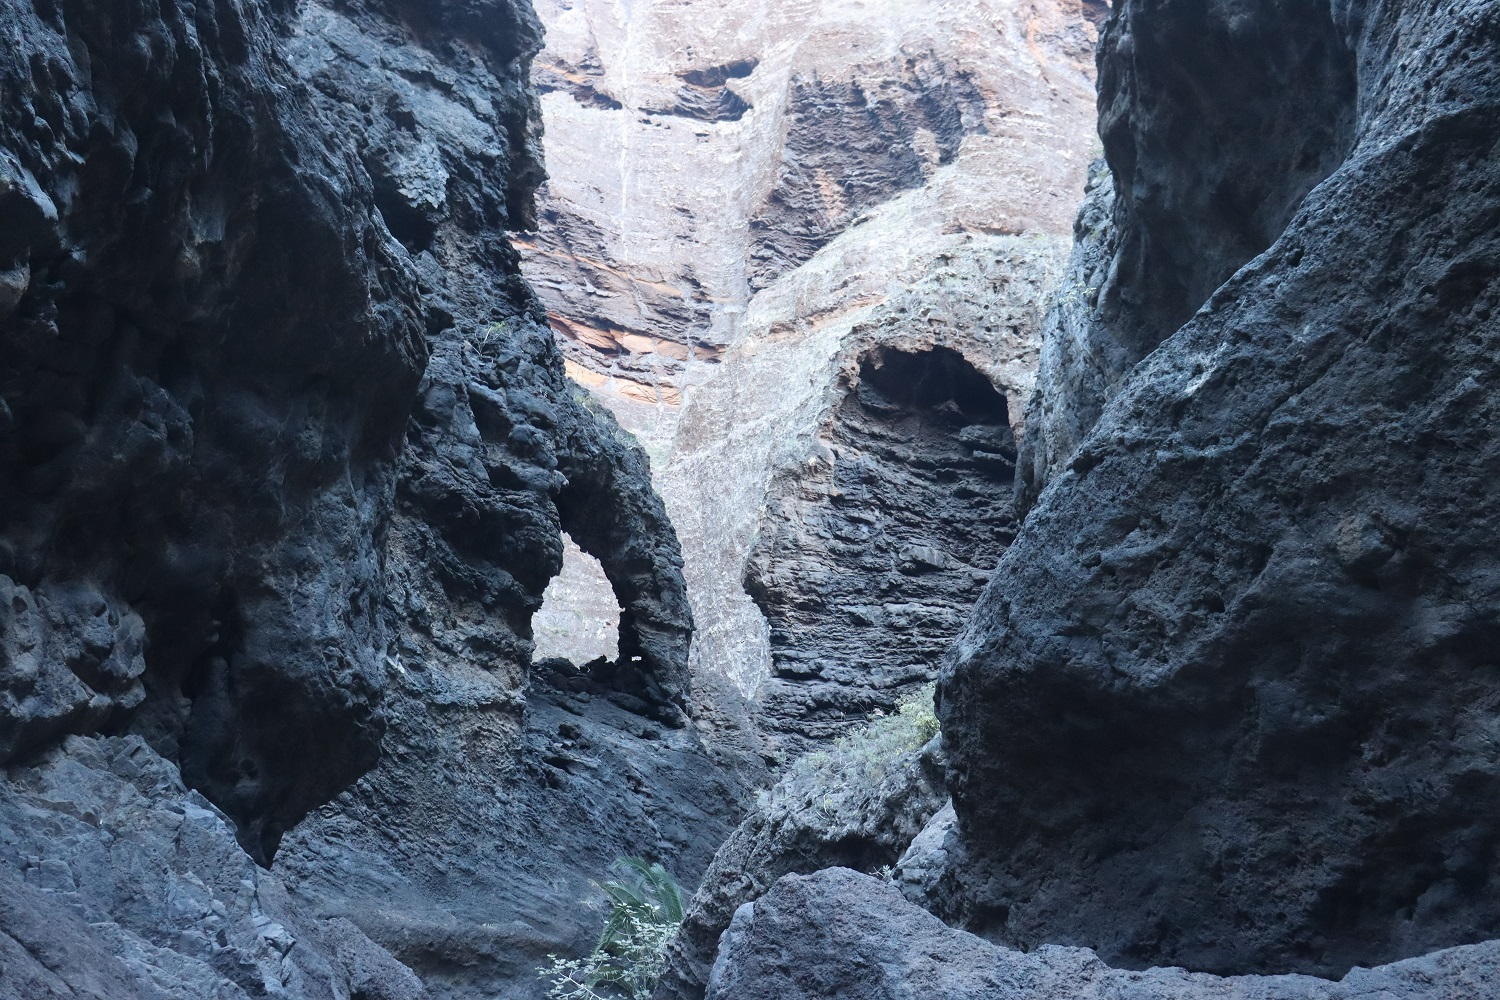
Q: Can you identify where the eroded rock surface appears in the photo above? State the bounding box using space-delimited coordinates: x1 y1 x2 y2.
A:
0 0 434 861
941 0 1500 977
706 869 1500 1000
1019 0 1360 506
1 1 717 998
263 5 750 998
0 736 425 1000
656 733 946 1000
279 683 750 1000
745 347 1017 745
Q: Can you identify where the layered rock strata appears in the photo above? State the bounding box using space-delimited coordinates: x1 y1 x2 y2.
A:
744 346 1017 745
521 0 1103 741
940 0 1500 978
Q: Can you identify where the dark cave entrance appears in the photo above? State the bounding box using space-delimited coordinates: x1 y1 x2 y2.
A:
744 345 1018 750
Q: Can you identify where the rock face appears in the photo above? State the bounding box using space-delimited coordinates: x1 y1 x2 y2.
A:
520 0 1103 741
745 347 1017 745
0 736 425 1000
279 0 695 725
0 0 434 863
263 9 753 998
278 677 752 1000
706 868 1500 1000
940 0 1500 978
656 732 947 1000
1018 0 1359 508
1 0 716 997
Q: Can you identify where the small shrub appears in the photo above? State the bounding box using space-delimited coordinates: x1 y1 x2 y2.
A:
757 684 941 815
538 857 685 1000
477 320 511 348
801 684 939 784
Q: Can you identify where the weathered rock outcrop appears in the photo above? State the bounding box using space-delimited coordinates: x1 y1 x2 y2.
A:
941 0 1500 978
1019 0 1360 507
1 0 715 997
0 736 425 1000
279 678 751 1000
656 731 947 1000
745 347 1017 745
0 0 434 863
707 869 1500 1000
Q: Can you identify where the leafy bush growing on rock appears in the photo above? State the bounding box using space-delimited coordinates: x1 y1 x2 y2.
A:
539 857 686 1000
762 684 940 816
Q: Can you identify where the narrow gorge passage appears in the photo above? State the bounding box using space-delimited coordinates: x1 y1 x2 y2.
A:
3 2 1498 1000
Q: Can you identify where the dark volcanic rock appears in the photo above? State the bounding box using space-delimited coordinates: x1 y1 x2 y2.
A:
645 67 754 123
705 868 1500 1000
0 0 434 860
943 0 1500 978
267 8 738 998
1019 0 1358 505
655 733 946 1000
280 683 752 1000
1014 159 1116 513
2 0 717 998
746 346 1016 749
278 0 695 716
0 736 425 1000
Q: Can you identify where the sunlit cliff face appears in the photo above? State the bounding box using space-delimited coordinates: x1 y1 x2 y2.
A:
521 0 1103 714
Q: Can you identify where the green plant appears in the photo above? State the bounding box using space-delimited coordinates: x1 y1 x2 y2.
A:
756 684 941 816
808 684 938 781
478 319 511 347
538 857 685 1000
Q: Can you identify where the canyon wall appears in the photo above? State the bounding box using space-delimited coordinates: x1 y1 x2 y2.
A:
523 0 1105 749
704 0 1500 996
0 0 1105 996
938 0 1500 976
0 1 727 997
9 1 1490 999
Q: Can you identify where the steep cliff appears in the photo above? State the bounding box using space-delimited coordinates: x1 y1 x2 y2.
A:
938 0 1500 979
692 2 1500 995
12 1 1489 998
0 0 434 866
0 0 715 996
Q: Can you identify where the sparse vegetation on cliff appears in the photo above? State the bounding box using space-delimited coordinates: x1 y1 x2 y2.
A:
765 684 940 815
